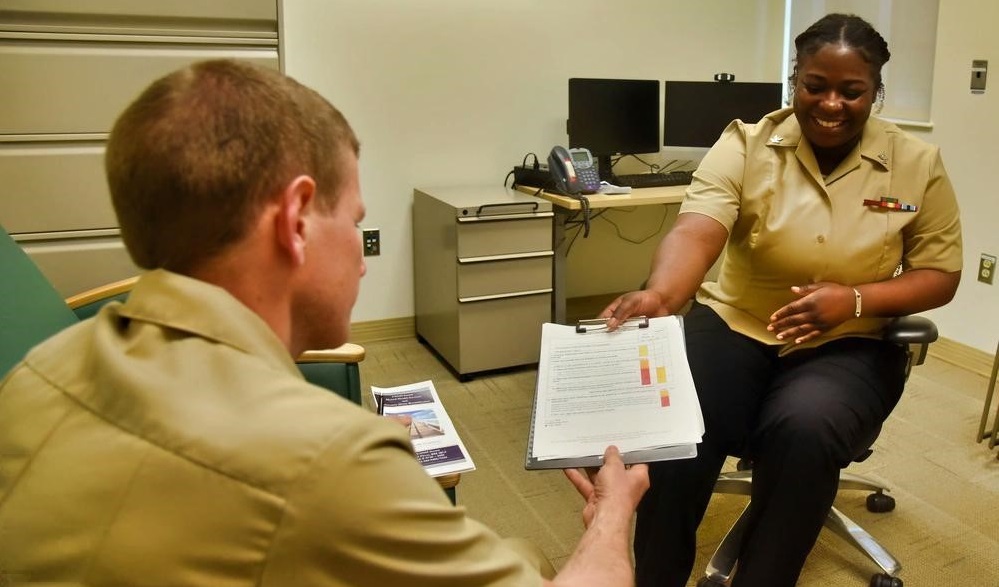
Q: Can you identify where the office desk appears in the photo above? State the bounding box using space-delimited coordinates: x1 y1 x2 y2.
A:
521 185 686 211
515 185 687 323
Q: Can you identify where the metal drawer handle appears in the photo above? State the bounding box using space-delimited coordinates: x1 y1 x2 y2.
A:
458 288 552 303
457 211 554 223
477 201 537 216
457 251 553 264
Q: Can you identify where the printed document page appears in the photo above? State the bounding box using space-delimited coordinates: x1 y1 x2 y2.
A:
372 380 476 477
529 316 703 465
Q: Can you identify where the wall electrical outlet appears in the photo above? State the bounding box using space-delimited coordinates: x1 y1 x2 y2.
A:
971 59 988 94
362 228 380 256
979 253 996 285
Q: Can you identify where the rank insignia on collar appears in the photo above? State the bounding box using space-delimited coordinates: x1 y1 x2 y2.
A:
768 135 784 144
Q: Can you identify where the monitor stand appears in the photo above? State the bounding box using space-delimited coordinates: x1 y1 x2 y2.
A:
596 154 617 183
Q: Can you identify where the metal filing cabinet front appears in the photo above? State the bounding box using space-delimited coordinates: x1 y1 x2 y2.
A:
413 186 553 377
0 1 279 296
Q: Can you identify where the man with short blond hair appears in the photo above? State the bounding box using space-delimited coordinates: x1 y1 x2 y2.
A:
0 59 648 586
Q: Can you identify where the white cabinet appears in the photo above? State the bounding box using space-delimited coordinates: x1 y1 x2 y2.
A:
413 187 554 377
0 1 279 296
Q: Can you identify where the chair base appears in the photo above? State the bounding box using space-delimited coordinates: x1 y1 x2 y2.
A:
704 470 902 585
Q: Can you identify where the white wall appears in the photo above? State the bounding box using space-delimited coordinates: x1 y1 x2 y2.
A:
281 0 995 357
281 0 785 321
916 0 999 354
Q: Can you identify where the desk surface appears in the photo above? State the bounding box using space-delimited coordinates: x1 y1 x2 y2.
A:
514 184 686 211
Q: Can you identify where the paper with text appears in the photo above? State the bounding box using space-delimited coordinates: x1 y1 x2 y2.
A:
528 316 703 466
372 380 476 477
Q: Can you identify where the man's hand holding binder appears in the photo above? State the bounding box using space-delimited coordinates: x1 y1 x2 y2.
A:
565 445 650 527
565 445 649 528
551 444 650 586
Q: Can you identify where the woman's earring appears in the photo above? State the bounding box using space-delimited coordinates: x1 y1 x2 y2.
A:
874 86 885 115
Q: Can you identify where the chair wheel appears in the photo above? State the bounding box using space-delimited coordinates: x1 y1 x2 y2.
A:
866 491 896 513
697 577 727 587
870 572 902 587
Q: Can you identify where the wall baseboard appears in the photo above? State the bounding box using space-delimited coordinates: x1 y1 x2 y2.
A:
349 298 631 345
350 316 415 345
930 336 996 379
349 312 998 381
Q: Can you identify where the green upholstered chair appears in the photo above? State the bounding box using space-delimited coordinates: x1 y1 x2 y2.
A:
1 225 458 501
0 227 79 377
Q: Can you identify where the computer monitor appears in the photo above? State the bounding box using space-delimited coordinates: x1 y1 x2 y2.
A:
567 78 660 180
663 81 783 149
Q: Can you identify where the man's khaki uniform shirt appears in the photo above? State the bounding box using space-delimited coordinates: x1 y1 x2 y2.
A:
0 270 539 586
681 107 962 353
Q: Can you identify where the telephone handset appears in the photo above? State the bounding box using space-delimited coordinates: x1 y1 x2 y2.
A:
548 146 601 196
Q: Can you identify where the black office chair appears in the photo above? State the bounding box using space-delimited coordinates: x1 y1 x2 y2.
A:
697 315 938 587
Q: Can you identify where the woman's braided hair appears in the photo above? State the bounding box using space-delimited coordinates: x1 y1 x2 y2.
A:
789 13 891 108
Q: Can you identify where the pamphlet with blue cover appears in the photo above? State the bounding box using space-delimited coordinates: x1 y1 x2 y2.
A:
372 380 476 477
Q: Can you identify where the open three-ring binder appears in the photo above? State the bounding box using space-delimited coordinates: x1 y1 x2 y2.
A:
525 315 704 470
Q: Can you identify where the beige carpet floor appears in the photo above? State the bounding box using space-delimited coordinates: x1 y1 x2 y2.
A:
358 337 999 586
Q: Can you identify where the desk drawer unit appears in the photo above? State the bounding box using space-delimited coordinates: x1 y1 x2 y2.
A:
414 187 553 376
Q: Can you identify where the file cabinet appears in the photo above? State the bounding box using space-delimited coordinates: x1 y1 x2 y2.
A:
0 0 279 295
413 187 554 377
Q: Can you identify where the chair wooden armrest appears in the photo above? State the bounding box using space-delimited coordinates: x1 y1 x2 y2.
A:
435 472 461 491
296 344 365 406
65 276 140 310
296 343 366 364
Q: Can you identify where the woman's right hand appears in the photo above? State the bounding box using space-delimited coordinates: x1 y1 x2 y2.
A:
598 289 666 331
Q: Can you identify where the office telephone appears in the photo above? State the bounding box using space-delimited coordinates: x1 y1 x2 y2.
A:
548 146 600 195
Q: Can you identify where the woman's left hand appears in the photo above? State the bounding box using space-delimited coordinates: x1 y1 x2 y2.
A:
768 282 856 344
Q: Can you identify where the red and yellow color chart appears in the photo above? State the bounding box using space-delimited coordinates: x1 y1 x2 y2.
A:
639 344 671 407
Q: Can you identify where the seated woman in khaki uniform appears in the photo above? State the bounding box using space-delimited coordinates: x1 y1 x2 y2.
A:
601 13 962 587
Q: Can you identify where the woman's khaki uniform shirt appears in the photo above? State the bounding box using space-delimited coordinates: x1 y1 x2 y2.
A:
0 270 540 586
681 107 962 354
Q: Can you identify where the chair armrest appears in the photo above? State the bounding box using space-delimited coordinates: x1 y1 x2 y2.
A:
435 472 461 489
297 343 365 364
66 276 139 320
884 315 938 372
296 344 365 406
436 473 461 501
883 315 938 345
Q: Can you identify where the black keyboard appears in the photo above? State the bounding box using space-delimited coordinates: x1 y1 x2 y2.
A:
613 170 693 188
